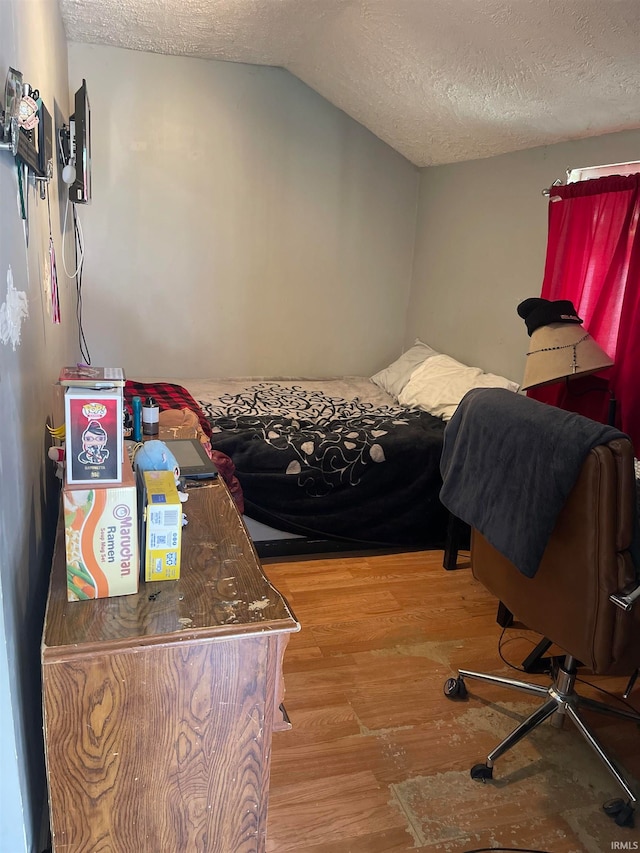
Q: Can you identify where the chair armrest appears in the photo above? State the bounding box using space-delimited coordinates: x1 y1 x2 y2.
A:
610 582 640 612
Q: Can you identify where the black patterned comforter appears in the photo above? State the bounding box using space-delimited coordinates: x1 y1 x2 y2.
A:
198 381 448 547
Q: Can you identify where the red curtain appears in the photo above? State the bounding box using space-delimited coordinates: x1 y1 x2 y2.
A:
528 174 640 447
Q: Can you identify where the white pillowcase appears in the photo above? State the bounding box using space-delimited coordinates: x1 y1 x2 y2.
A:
398 354 519 421
371 340 439 399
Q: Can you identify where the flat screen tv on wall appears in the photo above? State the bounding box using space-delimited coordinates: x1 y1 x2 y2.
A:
69 79 91 204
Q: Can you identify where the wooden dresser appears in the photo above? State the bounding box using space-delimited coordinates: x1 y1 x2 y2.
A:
42 478 299 853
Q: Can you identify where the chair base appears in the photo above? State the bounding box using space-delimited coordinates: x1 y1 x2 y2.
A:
446 654 640 827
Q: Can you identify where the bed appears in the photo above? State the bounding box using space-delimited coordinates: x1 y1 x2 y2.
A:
184 375 449 551
126 341 519 557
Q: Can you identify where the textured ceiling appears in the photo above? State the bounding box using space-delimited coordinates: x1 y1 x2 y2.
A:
58 0 640 167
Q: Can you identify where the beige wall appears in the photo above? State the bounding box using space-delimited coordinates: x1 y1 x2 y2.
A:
2 20 639 849
0 2 77 850
407 129 640 384
68 43 419 380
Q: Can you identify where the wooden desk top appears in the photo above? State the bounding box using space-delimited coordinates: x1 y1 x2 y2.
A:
43 478 299 662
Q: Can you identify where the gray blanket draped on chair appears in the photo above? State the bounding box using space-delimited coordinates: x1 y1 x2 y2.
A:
439 388 626 578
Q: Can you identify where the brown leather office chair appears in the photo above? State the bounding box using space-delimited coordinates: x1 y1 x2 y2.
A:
444 437 640 828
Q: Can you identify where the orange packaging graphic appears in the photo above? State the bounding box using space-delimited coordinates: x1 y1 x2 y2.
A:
63 453 138 601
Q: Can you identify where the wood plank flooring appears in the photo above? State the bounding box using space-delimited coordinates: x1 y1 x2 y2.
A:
263 550 640 853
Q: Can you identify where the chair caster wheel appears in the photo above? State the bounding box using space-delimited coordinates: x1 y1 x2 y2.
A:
470 763 493 782
443 676 467 699
603 798 635 828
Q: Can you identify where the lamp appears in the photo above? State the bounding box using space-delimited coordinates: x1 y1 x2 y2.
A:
517 297 613 390
517 297 616 425
509 299 618 675
521 322 614 390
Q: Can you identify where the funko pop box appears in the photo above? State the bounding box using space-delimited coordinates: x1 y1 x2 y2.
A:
64 387 123 484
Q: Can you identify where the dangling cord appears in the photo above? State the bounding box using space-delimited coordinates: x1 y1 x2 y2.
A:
61 196 84 279
46 184 61 323
16 161 27 220
72 203 91 365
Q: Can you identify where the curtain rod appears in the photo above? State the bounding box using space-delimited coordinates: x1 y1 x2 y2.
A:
541 178 564 199
542 160 640 199
569 159 640 175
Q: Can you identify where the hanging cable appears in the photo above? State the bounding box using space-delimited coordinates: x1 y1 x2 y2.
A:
61 196 84 279
498 623 538 672
45 184 60 323
71 203 91 365
497 626 639 714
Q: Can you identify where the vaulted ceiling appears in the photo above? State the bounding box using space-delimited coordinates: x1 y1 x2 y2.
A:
58 0 640 167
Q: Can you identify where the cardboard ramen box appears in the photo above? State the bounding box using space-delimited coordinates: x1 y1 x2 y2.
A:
63 452 138 601
65 387 123 484
139 470 182 582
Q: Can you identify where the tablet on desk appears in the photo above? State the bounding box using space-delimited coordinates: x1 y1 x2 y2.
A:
163 439 219 480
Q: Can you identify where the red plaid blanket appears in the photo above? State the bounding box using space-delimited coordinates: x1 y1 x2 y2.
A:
125 381 212 437
124 381 244 512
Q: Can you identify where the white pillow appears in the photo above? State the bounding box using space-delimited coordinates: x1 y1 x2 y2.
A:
371 340 439 399
398 354 519 420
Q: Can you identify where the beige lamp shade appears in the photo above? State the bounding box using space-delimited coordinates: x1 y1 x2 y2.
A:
521 322 614 391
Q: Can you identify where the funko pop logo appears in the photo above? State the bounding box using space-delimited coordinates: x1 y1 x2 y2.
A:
82 402 107 420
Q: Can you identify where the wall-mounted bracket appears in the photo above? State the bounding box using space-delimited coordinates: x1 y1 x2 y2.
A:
0 69 43 239
0 67 23 156
58 123 70 165
34 159 53 200
2 68 54 200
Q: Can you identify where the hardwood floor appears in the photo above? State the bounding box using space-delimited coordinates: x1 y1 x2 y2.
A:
263 550 640 853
